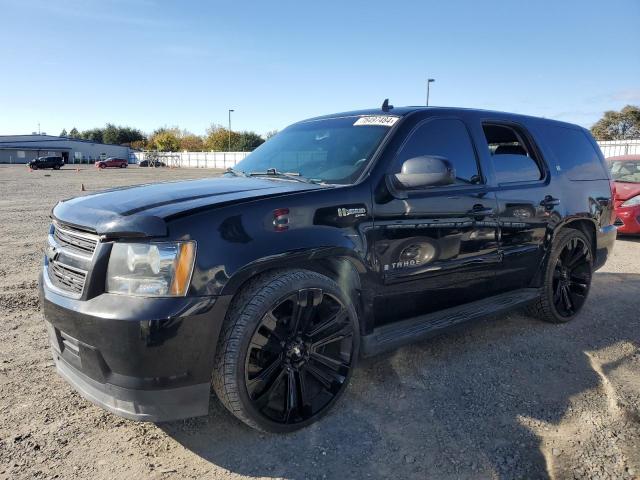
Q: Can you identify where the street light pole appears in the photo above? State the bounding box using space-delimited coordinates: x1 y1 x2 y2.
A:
426 78 435 106
228 109 234 151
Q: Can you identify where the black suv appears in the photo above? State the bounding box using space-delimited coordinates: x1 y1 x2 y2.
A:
28 156 64 170
40 105 616 432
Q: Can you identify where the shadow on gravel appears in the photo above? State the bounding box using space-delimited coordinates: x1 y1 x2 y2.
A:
160 272 640 480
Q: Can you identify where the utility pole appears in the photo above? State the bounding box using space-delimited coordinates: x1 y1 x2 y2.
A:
426 78 435 106
228 109 234 151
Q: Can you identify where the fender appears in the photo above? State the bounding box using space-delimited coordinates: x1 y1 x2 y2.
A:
220 246 368 297
165 181 376 299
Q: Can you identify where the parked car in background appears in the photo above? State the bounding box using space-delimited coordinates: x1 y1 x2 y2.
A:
28 156 64 170
138 160 166 167
95 157 128 169
41 105 616 433
608 154 640 234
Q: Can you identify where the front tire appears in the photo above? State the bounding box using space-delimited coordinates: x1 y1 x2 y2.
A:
212 269 359 433
527 229 593 323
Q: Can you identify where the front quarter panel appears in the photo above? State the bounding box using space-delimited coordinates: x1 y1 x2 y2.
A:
166 183 374 297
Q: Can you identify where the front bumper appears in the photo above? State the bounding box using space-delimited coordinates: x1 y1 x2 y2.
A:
51 348 211 421
40 271 231 422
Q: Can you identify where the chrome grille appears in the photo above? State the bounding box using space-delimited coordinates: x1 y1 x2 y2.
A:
48 261 87 296
53 223 98 256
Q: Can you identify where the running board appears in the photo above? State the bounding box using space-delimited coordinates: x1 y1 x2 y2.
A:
361 288 541 357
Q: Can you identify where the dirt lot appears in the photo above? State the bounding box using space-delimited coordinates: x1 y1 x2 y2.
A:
0 164 638 480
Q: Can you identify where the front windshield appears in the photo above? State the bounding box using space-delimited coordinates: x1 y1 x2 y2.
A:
233 116 396 184
609 160 640 183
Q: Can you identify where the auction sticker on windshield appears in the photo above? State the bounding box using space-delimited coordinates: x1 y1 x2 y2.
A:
353 116 399 127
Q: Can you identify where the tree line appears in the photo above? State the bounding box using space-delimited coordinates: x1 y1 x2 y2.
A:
590 105 639 141
59 124 277 152
60 124 145 146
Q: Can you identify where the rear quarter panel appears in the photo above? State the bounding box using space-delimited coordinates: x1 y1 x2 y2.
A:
527 120 613 230
526 119 615 269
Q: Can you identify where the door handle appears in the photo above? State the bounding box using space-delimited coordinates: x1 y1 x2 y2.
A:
540 195 560 210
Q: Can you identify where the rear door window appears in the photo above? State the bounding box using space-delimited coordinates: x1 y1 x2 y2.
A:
537 125 608 180
482 123 543 184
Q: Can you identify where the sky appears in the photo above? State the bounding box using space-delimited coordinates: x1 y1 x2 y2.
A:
1 0 639 137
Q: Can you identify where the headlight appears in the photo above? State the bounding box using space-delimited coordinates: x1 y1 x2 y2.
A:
621 195 640 207
106 241 196 296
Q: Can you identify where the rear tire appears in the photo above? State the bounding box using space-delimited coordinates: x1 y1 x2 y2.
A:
526 229 593 323
212 269 359 433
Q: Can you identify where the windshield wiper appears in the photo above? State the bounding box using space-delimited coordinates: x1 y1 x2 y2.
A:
225 167 248 177
249 168 317 184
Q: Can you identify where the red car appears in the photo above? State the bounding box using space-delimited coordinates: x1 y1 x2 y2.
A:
608 154 640 235
95 157 128 169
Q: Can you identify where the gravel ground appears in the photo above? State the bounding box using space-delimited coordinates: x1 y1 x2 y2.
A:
0 164 638 480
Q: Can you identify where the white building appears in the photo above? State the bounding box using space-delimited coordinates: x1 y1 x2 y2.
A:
0 134 131 164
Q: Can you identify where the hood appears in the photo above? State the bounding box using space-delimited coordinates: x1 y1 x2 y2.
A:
614 181 640 202
52 176 324 238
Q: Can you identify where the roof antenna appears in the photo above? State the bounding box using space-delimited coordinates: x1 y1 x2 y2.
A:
381 98 393 112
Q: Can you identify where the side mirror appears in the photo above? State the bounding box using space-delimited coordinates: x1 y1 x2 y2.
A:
391 155 456 190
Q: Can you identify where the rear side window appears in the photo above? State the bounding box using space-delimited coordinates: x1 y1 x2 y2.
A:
482 123 543 184
538 125 608 181
394 118 482 185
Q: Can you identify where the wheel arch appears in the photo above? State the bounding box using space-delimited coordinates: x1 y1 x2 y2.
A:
220 249 368 331
530 217 597 287
556 217 597 254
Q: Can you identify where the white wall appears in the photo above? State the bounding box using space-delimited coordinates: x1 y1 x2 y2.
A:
597 139 640 159
132 151 250 169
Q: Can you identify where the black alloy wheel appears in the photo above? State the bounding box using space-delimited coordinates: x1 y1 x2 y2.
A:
527 229 593 323
551 236 592 317
213 270 358 432
244 288 354 425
